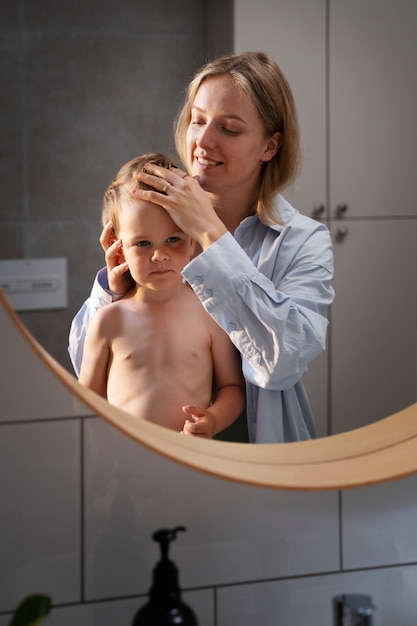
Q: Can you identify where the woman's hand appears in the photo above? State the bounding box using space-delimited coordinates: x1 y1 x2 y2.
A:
133 164 227 250
100 221 133 295
180 404 216 439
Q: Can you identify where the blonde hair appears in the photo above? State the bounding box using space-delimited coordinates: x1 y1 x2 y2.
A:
102 152 176 235
175 51 301 224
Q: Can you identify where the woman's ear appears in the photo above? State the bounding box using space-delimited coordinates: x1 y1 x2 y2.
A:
262 131 282 161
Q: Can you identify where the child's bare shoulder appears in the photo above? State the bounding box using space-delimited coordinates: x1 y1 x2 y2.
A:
91 298 127 328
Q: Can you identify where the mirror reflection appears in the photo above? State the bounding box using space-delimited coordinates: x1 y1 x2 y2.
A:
69 52 335 445
1 1 416 444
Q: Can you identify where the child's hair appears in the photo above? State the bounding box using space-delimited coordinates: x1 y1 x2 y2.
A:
102 152 176 235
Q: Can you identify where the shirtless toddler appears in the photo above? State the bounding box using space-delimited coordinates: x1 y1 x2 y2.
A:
78 153 245 438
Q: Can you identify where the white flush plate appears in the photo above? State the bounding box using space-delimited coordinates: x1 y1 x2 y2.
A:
0 258 68 311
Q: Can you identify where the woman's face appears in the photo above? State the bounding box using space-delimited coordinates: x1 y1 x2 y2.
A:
186 74 278 201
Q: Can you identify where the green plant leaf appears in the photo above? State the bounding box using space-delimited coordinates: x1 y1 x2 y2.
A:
10 594 52 626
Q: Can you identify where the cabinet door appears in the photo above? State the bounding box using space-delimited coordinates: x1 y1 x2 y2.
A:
234 0 327 216
329 0 417 218
331 219 417 434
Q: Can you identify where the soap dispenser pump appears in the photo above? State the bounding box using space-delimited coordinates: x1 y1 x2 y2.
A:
132 526 198 626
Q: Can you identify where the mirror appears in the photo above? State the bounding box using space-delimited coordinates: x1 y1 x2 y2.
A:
2 286 417 490
1 1 416 444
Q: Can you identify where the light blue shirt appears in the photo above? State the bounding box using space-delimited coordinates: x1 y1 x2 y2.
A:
69 194 334 443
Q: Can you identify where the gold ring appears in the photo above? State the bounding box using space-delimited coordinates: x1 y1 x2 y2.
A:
162 182 171 193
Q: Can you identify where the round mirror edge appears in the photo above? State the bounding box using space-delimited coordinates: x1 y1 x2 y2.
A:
3 288 417 491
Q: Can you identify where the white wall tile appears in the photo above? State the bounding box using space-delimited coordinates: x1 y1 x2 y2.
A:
0 421 81 611
83 419 340 600
342 474 417 569
0 300 93 422
217 564 417 626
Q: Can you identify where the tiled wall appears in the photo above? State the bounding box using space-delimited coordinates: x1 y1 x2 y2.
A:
0 0 207 371
1 299 417 625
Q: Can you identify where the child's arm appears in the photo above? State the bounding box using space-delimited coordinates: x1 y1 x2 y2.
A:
182 323 245 438
78 309 111 398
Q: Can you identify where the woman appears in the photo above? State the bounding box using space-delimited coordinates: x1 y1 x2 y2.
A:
69 51 334 443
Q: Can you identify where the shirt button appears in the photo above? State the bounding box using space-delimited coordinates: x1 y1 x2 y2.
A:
194 275 203 285
203 289 213 298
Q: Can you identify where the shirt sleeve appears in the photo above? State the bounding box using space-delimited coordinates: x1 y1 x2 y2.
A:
68 268 113 376
182 230 334 391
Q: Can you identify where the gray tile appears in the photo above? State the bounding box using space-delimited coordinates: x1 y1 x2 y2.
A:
0 420 81 612
0 223 24 258
25 32 204 221
0 35 25 221
0 0 21 30
24 0 205 34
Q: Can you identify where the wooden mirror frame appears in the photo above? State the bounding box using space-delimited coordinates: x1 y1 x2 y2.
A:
3 288 417 491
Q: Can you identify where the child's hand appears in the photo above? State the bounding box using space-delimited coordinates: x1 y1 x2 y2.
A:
100 221 133 295
181 405 215 439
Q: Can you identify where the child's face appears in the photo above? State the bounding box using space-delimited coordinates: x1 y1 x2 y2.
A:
118 199 195 291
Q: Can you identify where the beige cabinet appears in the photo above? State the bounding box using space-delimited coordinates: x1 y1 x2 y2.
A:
234 0 417 436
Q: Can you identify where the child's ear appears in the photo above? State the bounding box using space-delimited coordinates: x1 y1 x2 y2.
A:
189 238 197 255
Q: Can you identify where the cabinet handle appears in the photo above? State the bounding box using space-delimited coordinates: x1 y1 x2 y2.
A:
311 204 325 218
335 203 348 217
335 226 348 241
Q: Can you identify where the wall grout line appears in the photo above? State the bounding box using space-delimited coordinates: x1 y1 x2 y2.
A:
338 490 344 570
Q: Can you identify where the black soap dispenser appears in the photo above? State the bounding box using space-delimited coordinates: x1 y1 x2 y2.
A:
132 526 198 626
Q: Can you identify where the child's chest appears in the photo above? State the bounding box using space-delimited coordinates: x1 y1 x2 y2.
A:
112 303 211 368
